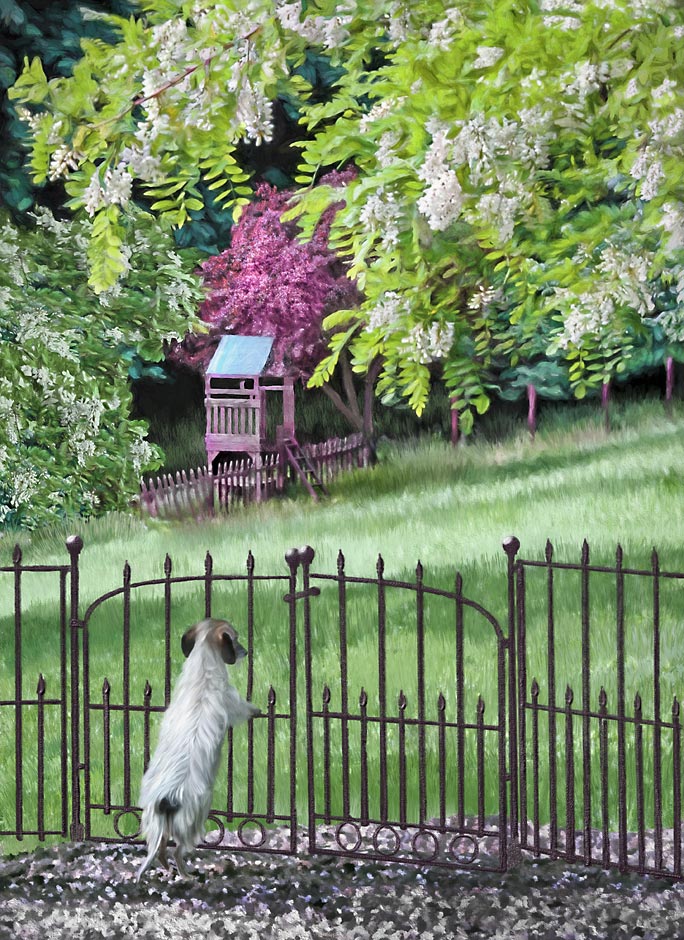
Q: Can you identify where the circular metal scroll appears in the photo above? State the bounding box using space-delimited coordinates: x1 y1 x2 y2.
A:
237 818 267 848
335 822 362 852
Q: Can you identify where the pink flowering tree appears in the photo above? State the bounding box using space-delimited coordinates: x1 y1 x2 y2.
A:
170 173 382 443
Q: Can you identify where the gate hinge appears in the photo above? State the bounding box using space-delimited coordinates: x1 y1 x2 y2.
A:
70 618 86 630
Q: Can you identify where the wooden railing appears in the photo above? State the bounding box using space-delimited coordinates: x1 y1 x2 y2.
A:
205 400 261 438
134 434 371 520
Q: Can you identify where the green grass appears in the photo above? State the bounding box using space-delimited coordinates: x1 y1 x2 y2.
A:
2 394 684 858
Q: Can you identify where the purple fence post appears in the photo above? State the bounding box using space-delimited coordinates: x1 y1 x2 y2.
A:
66 535 84 841
503 536 521 858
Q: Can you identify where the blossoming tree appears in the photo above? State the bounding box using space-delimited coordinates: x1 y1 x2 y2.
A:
170 174 384 439
10 0 684 434
0 208 202 528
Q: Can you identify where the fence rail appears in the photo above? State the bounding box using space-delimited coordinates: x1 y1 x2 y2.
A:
3 535 684 882
135 433 370 519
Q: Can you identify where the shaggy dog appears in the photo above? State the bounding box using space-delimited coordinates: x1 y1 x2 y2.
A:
136 618 260 881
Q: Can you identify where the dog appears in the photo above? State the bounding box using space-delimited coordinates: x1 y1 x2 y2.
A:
136 618 261 881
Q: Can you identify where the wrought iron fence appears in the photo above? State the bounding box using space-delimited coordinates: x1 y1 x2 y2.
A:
1 535 684 881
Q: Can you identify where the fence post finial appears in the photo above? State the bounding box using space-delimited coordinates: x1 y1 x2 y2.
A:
503 536 521 557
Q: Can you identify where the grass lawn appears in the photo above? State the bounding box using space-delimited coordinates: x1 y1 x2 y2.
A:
1 394 684 859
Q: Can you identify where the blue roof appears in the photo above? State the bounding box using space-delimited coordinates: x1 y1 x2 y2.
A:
206 335 275 377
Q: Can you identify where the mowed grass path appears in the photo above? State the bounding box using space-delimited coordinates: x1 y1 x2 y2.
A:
2 397 684 856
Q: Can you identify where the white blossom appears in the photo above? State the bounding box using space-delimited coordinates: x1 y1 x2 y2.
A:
472 46 504 70
609 58 634 80
16 308 79 362
662 203 684 251
48 145 83 181
543 14 582 29
402 322 455 363
639 158 664 201
367 291 407 331
468 192 522 243
553 243 655 348
653 78 678 101
541 2 583 31
9 467 42 508
129 434 156 477
625 78 640 98
103 164 133 207
359 98 405 132
428 9 464 51
83 173 105 217
468 286 505 314
630 146 664 201
417 170 463 232
416 124 464 231
57 391 106 438
563 60 610 102
84 163 134 215
120 139 163 183
375 131 401 169
554 290 616 349
235 82 274 145
150 18 190 70
275 2 352 49
359 188 402 248
596 245 654 314
385 2 413 44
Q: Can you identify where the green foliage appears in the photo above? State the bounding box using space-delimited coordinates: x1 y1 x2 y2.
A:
10 0 684 429
0 207 203 529
289 0 684 430
0 0 136 218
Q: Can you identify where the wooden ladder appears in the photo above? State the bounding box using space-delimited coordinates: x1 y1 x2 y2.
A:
282 437 329 501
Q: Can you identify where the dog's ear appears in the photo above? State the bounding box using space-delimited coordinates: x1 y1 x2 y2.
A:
217 628 238 664
181 625 198 658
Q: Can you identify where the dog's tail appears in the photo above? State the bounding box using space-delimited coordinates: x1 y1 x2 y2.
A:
135 797 179 883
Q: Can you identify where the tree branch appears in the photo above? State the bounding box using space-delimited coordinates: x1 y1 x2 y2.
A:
90 25 263 132
363 355 383 439
319 383 363 433
339 350 361 420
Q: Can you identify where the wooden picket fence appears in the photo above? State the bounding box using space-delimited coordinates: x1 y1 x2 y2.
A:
134 433 370 520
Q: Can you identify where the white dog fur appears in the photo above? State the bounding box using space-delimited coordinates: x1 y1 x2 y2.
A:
136 618 260 881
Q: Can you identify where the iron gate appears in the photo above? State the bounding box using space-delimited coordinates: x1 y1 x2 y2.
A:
0 537 513 873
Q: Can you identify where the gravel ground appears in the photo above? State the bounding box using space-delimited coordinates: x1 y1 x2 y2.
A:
4 833 684 939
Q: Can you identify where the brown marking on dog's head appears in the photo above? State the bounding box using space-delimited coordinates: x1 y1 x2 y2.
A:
181 618 247 664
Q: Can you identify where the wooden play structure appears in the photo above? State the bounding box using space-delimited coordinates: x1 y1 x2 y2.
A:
204 335 328 500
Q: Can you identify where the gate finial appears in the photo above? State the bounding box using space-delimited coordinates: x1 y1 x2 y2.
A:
502 536 520 556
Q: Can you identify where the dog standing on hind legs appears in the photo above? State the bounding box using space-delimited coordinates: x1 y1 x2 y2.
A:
136 618 261 882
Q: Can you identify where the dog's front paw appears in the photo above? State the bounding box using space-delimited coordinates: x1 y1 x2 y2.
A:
248 702 262 719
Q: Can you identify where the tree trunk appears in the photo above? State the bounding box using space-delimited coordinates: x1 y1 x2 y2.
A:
450 398 459 446
602 380 610 432
527 384 537 440
319 383 363 432
666 356 674 415
362 358 383 465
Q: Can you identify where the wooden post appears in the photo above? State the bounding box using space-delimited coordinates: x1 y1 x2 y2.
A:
602 380 610 432
283 377 295 439
666 356 675 414
527 384 537 440
450 398 459 447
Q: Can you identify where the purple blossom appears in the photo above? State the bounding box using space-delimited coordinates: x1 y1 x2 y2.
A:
171 170 360 378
